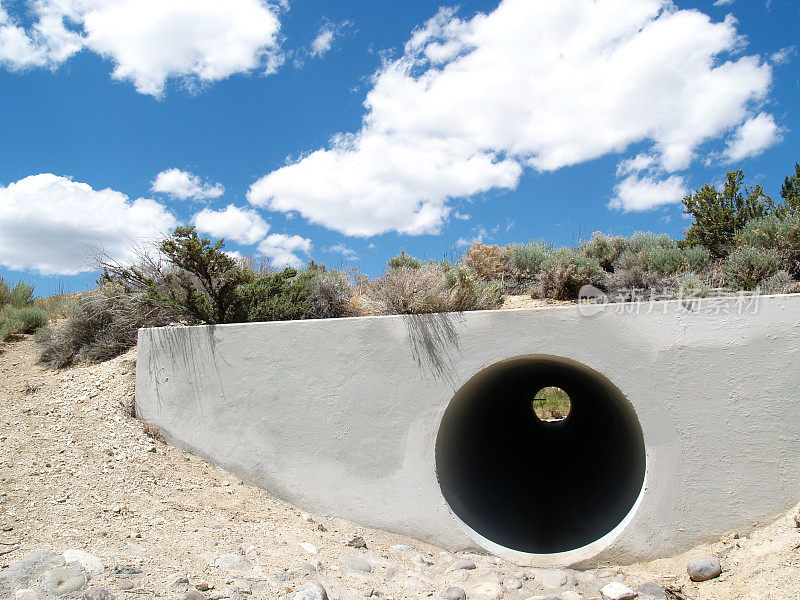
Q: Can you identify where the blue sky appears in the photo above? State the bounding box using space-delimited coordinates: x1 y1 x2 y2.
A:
0 0 798 296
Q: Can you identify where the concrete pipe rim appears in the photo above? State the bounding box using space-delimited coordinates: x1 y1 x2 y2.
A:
434 354 648 565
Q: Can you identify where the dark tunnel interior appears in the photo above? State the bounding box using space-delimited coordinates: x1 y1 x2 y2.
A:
435 355 646 554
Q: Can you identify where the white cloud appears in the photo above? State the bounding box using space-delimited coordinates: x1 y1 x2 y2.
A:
193 205 269 245
713 0 735 6
456 226 488 248
771 46 795 66
257 233 312 268
0 173 176 275
152 168 224 201
609 174 689 212
249 0 773 237
723 112 782 162
0 0 283 96
324 243 357 259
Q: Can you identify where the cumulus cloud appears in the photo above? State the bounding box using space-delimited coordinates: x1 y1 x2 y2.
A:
248 0 773 237
0 173 176 275
0 0 283 96
723 113 782 162
770 46 795 66
257 233 312 268
193 205 269 245
151 168 224 201
609 174 689 212
309 21 345 57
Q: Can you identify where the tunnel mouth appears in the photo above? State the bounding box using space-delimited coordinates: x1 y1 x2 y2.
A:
435 355 646 555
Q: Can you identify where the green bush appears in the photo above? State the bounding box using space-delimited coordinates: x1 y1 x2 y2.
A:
387 250 422 270
508 240 553 277
646 245 686 276
683 169 774 257
677 272 710 298
534 248 603 301
683 245 713 272
227 268 314 323
736 214 800 274
15 306 49 332
0 277 35 308
723 245 781 290
627 231 674 254
583 233 628 271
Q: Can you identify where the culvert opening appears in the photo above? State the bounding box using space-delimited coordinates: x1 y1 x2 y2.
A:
435 355 646 555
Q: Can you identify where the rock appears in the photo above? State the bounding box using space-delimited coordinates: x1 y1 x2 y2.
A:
165 572 190 588
503 577 523 590
15 590 40 600
339 553 372 574
471 579 503 599
112 565 142 575
63 550 104 577
613 574 626 583
299 543 319 555
195 581 211 591
346 536 367 549
41 567 88 596
382 567 397 581
214 554 263 579
293 582 328 600
635 582 665 599
562 592 583 600
415 556 434 567
116 579 135 590
794 511 800 528
534 569 568 588
686 557 722 582
2 551 65 588
442 587 466 600
449 559 476 571
600 581 636 600
83 589 116 600
183 592 206 600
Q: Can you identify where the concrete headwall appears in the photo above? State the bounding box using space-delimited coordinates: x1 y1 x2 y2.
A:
135 294 800 567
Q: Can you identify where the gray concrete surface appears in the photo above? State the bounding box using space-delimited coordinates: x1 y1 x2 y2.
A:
135 293 800 567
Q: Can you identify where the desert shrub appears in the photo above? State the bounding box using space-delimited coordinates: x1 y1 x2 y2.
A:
683 169 774 257
736 214 800 274
0 278 35 308
762 271 800 295
583 233 628 270
306 270 354 319
683 245 713 272
534 248 603 301
387 250 422 270
509 241 553 277
463 242 511 281
14 306 48 332
723 245 781 290
364 263 502 314
627 231 675 254
646 245 686 276
677 272 710 298
226 268 314 323
39 284 185 368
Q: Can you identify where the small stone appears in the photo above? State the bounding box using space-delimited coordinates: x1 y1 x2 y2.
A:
83 589 115 600
686 557 722 582
793 512 800 528
195 581 211 591
441 587 466 600
383 567 397 581
503 578 523 590
113 565 142 575
449 559 476 571
415 556 434 567
299 543 319 555
346 536 367 549
637 582 666 599
165 572 190 588
293 582 328 600
214 554 263 579
535 569 568 588
41 567 88 596
3 551 64 588
600 581 637 600
183 591 206 600
116 579 135 590
613 574 626 583
339 553 372 573
63 550 104 577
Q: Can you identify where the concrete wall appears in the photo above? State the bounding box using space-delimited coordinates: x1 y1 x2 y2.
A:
135 294 800 567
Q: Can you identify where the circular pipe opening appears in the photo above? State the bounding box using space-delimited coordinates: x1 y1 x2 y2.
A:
435 355 646 555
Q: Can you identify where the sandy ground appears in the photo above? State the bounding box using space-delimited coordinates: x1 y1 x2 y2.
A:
1 334 799 600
